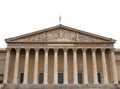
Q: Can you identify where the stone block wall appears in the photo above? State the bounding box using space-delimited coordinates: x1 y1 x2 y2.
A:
0 49 6 83
115 49 120 83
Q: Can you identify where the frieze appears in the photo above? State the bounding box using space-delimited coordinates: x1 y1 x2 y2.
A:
47 44 74 46
8 43 113 48
14 28 106 42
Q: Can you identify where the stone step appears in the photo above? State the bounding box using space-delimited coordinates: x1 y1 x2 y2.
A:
0 84 4 89
2 84 120 89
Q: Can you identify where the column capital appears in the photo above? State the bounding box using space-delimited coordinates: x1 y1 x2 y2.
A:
15 48 21 52
44 48 49 52
34 48 39 52
110 48 115 52
91 48 96 52
6 48 11 52
25 48 30 52
54 48 58 52
72 48 77 52
101 48 106 52
63 48 68 52
82 48 87 52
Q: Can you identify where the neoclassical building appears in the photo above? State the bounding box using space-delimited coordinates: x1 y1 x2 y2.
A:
0 25 120 88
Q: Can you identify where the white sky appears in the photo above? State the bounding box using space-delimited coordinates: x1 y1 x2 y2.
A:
0 0 120 48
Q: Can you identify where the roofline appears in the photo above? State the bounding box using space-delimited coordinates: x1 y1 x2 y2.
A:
6 41 115 44
0 48 6 52
5 24 116 43
115 48 120 52
6 25 61 42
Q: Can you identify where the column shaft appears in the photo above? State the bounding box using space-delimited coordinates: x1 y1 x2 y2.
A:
73 49 78 84
82 48 88 84
3 48 11 83
54 49 58 84
23 48 30 84
92 49 98 84
13 48 20 84
33 48 39 84
44 48 48 84
64 49 68 84
101 49 108 84
110 48 118 84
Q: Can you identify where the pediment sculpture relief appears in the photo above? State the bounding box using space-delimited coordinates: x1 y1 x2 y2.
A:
14 28 105 42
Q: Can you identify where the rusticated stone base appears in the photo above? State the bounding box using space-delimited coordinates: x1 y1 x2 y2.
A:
2 84 120 89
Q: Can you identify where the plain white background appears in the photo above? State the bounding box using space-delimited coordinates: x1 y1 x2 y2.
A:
0 0 120 48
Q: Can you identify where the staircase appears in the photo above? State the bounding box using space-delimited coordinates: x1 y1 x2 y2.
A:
0 84 4 89
2 84 120 89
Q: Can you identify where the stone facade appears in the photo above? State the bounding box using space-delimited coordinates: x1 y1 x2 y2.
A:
0 25 120 89
0 49 6 83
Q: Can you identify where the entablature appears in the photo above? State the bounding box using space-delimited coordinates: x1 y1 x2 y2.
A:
7 43 113 49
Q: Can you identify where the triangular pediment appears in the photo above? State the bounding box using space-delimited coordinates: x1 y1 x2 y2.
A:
6 25 115 44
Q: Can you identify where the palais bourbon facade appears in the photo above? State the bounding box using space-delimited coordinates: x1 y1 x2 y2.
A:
0 25 120 89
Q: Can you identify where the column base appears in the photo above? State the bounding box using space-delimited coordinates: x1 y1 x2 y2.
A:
73 82 78 84
33 82 38 84
3 82 7 84
113 81 118 84
43 82 48 84
53 82 58 84
103 83 109 84
23 82 28 84
83 82 89 85
103 80 109 84
12 82 18 84
63 82 68 84
93 82 99 84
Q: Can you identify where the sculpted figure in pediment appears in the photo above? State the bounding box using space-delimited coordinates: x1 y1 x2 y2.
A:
46 29 76 42
12 28 106 42
6 25 115 44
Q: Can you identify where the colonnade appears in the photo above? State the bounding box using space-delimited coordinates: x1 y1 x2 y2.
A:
3 47 118 84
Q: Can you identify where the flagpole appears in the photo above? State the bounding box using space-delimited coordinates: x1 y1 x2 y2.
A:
59 15 61 25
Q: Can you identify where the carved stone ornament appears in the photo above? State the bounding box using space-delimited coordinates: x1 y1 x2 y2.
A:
13 28 105 42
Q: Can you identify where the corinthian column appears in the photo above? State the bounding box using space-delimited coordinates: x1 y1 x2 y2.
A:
23 48 30 84
101 49 108 84
3 48 11 83
13 48 20 84
82 48 88 84
110 48 118 84
44 48 48 84
92 48 98 84
64 48 68 84
33 48 39 84
54 48 58 84
73 48 78 84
